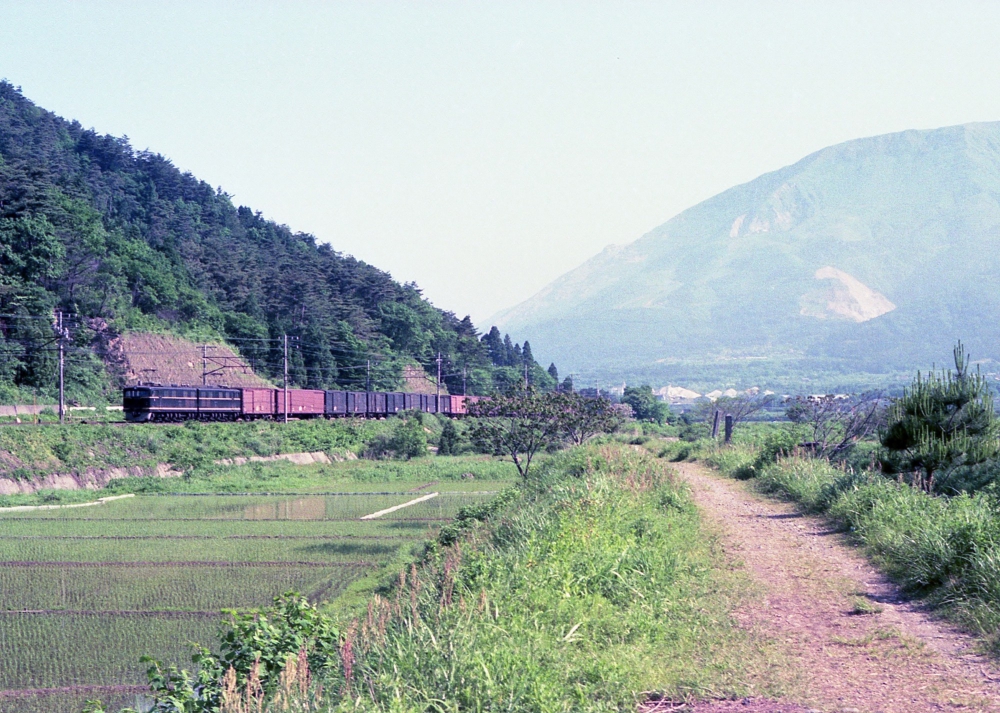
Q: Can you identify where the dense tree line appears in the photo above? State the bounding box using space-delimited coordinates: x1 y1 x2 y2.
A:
0 82 556 400
480 327 556 391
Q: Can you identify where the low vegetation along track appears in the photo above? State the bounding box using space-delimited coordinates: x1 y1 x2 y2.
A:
674 462 1000 713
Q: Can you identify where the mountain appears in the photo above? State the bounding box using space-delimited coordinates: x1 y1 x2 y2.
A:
492 122 1000 389
0 82 556 402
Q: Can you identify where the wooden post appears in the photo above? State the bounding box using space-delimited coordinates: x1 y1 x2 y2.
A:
711 409 721 439
724 414 734 444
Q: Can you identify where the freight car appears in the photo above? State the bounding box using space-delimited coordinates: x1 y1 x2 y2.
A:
123 385 480 423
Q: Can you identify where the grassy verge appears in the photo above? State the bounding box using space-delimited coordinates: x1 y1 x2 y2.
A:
687 433 1000 653
103 443 784 713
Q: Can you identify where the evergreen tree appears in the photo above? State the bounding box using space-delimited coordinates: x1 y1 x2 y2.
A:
547 363 559 382
522 340 535 367
502 334 516 367
880 341 999 492
560 375 574 393
438 419 459 456
482 326 504 366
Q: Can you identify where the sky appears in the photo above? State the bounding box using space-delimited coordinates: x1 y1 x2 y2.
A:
3 2 1000 327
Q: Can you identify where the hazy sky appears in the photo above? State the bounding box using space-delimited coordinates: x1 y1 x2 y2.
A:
3 2 1000 326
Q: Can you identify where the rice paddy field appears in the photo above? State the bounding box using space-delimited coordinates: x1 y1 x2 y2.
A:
0 455 515 713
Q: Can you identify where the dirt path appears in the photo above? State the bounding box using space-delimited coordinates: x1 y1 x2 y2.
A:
674 461 1000 713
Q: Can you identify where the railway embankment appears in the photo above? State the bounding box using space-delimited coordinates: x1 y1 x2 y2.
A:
0 453 352 496
0 418 395 504
0 464 181 496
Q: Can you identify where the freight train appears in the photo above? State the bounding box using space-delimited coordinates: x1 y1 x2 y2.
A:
122 385 481 423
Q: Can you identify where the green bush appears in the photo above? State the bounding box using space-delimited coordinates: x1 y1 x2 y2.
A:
388 418 427 460
437 419 459 456
363 417 428 460
657 441 692 461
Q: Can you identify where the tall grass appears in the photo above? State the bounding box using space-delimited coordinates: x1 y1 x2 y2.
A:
326 446 779 710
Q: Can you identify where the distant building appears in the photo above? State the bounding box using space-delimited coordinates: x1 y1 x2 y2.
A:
654 385 702 405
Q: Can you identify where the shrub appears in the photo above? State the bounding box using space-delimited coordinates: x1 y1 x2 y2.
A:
364 418 427 460
437 419 458 456
387 418 427 460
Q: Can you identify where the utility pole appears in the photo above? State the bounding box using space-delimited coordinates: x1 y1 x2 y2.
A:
436 352 442 398
57 311 65 424
283 334 289 424
201 344 207 386
366 359 371 392
462 365 466 396
523 360 528 391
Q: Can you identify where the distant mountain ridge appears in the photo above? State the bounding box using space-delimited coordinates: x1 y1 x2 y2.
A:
493 121 1000 388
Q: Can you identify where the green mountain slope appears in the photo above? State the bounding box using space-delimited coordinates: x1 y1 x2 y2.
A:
493 122 1000 388
0 82 555 401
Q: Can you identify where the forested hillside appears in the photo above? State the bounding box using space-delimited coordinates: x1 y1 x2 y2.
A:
0 82 554 401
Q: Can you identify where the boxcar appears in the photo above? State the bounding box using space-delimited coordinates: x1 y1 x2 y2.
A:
241 388 276 418
447 395 467 415
385 392 407 414
276 389 325 418
416 393 434 414
345 391 367 415
366 391 387 417
324 390 348 416
443 395 455 415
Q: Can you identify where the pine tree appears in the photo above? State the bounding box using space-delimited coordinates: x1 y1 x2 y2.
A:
880 341 999 492
547 363 558 382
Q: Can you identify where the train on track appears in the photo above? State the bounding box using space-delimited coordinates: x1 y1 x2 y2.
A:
122 385 482 423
